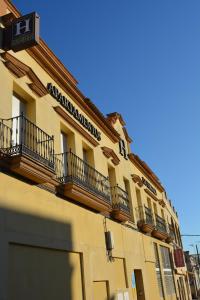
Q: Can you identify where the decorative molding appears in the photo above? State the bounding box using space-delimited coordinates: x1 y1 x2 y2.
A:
131 174 143 187
128 153 165 193
2 0 121 144
2 52 48 97
57 181 112 214
0 154 56 185
106 112 133 144
107 112 126 126
111 208 130 222
158 199 166 208
144 188 165 208
84 99 120 143
101 146 120 165
144 188 159 202
152 229 168 241
4 60 25 78
122 127 133 143
54 106 99 147
107 112 125 126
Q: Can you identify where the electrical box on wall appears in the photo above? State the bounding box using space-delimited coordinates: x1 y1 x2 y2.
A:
105 231 114 250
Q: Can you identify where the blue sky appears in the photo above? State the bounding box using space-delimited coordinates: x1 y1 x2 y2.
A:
14 0 200 252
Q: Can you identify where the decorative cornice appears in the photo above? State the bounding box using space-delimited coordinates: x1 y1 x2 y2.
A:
2 52 48 97
101 146 120 165
107 112 126 126
128 153 165 193
106 112 133 144
123 127 133 143
2 0 121 144
144 188 159 202
143 188 165 208
158 199 166 207
131 174 143 187
54 106 99 147
84 99 120 143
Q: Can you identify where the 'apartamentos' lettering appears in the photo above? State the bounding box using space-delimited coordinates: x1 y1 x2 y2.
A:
47 83 101 141
142 177 157 195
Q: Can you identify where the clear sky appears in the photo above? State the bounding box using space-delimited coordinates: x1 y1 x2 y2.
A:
13 0 200 252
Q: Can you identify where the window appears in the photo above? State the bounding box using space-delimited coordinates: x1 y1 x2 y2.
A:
136 188 143 221
58 128 75 179
83 149 88 164
124 178 134 221
60 132 68 154
108 165 116 188
154 243 165 298
82 145 95 185
82 143 94 167
147 197 152 210
12 94 26 146
160 246 175 296
161 209 165 220
60 132 68 176
153 202 157 215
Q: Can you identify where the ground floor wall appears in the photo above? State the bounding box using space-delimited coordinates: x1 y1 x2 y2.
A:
0 172 191 300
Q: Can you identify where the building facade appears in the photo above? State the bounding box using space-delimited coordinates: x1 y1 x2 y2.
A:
0 1 192 299
185 251 200 299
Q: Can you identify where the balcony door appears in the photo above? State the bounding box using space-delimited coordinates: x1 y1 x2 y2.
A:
60 132 68 177
12 95 26 146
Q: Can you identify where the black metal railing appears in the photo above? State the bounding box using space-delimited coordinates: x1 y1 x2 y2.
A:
55 151 111 203
0 115 54 169
144 206 154 225
111 185 130 213
136 205 154 225
155 214 167 233
168 224 175 239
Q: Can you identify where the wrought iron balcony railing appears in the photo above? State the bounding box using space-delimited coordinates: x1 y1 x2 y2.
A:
0 115 54 170
111 185 130 213
168 224 175 239
55 151 111 203
144 205 154 225
155 214 167 233
135 205 154 228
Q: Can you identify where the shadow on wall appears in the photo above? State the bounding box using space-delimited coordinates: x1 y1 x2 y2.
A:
0 205 79 300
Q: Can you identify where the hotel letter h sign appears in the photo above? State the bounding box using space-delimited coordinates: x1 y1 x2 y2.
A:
0 12 40 52
15 18 31 36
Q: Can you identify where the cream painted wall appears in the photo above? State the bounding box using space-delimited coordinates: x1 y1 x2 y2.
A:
0 171 186 300
0 26 190 300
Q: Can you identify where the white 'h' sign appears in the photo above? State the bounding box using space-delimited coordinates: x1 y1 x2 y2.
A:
15 18 31 36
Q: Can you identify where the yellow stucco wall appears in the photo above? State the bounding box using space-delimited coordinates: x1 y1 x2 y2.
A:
0 3 191 299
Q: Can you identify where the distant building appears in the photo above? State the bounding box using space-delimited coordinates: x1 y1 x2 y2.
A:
185 251 200 299
0 1 192 299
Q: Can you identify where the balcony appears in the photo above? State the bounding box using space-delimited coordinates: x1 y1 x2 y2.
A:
55 151 112 214
152 214 168 241
136 205 155 234
0 115 55 184
166 224 175 243
111 185 131 222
